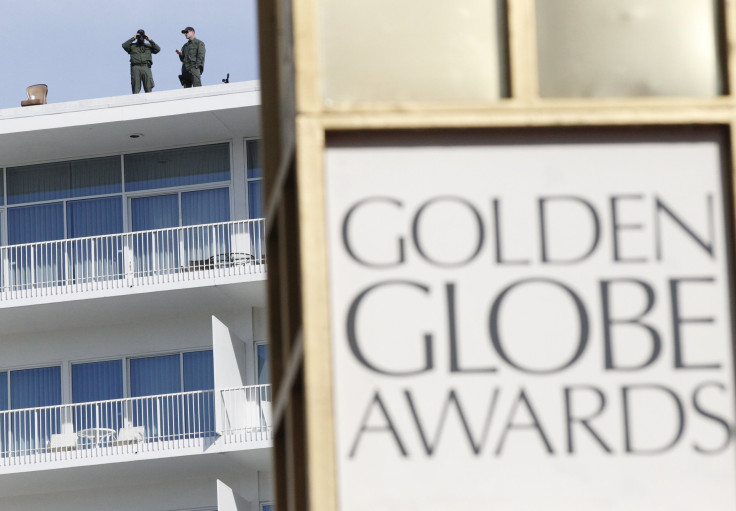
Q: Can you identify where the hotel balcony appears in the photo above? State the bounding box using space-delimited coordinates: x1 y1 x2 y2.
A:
0 218 265 307
0 384 271 473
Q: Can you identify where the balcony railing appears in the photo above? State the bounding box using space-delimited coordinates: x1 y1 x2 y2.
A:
0 385 271 468
0 219 266 301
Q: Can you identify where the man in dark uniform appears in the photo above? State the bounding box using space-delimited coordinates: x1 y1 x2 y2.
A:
176 27 206 88
122 29 161 94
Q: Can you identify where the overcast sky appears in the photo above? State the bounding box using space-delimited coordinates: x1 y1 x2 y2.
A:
0 0 259 110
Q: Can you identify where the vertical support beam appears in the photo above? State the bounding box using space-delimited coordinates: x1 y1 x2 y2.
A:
724 0 736 94
296 117 336 511
508 0 539 100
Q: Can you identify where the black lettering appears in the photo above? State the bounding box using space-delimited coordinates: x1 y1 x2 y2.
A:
405 388 500 456
447 283 497 374
539 196 601 264
347 280 434 376
342 197 405 267
495 388 555 455
565 385 612 454
489 278 589 374
655 196 714 260
493 199 530 265
692 381 734 454
622 384 685 454
670 278 719 370
349 391 408 458
600 279 662 370
610 195 646 263
412 196 484 267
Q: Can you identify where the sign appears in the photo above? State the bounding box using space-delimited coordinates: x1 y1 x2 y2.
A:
324 129 736 510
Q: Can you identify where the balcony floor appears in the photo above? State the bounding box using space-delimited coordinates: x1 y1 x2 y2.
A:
0 278 266 336
0 443 272 499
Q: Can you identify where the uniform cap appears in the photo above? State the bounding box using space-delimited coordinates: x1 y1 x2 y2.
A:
181 26 195 34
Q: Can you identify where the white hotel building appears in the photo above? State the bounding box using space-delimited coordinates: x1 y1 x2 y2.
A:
0 82 272 511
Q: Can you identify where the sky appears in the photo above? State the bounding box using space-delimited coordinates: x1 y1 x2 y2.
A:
0 0 259 109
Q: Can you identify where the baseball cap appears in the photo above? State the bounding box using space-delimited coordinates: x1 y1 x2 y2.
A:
181 27 195 34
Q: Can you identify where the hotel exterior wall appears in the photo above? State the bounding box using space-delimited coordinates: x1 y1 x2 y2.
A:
0 469 268 511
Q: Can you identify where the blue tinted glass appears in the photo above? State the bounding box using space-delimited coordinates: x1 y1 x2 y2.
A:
130 355 181 397
67 197 123 238
131 194 179 231
183 350 214 391
246 139 261 179
70 157 122 197
7 157 121 205
125 144 230 192
8 203 64 244
0 372 7 411
248 181 263 219
257 345 270 385
262 506 274 511
7 162 70 204
72 360 124 403
182 188 230 226
10 366 61 408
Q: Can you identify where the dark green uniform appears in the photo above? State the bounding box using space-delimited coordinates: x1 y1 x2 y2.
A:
123 37 161 93
179 38 206 87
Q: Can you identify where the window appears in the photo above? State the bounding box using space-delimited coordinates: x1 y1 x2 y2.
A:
124 143 230 191
129 350 214 440
0 366 62 455
256 343 270 385
7 156 121 205
72 360 124 435
246 139 262 219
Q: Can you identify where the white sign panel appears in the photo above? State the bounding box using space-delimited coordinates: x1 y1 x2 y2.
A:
324 130 736 511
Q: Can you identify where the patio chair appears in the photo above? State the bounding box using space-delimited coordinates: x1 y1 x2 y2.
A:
48 432 77 452
21 84 48 107
111 426 145 445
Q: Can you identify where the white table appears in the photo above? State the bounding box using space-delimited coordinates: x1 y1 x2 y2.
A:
77 427 116 446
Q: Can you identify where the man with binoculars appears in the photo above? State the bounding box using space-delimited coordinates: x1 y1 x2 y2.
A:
122 29 161 94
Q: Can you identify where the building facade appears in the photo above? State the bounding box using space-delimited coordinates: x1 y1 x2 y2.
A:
0 82 271 511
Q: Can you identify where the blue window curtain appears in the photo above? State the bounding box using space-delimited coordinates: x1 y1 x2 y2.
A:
8 203 64 244
7 203 65 290
72 360 124 403
7 156 121 205
130 355 181 397
182 188 231 265
72 360 124 436
181 188 230 226
183 350 214 391
7 162 71 204
257 345 270 385
10 367 61 455
131 194 179 231
69 156 122 198
248 181 263 219
183 350 214 436
131 194 180 277
67 197 123 238
246 139 261 179
124 143 230 192
0 373 7 457
130 355 181 440
67 197 124 283
246 139 263 219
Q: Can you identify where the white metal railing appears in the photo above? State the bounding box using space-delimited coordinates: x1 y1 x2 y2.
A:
0 219 266 301
0 385 271 467
220 384 272 443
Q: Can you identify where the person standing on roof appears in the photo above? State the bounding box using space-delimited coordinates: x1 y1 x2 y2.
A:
122 29 161 94
176 26 206 88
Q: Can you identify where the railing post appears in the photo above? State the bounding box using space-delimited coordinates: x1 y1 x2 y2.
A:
125 233 134 287
1 246 9 299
